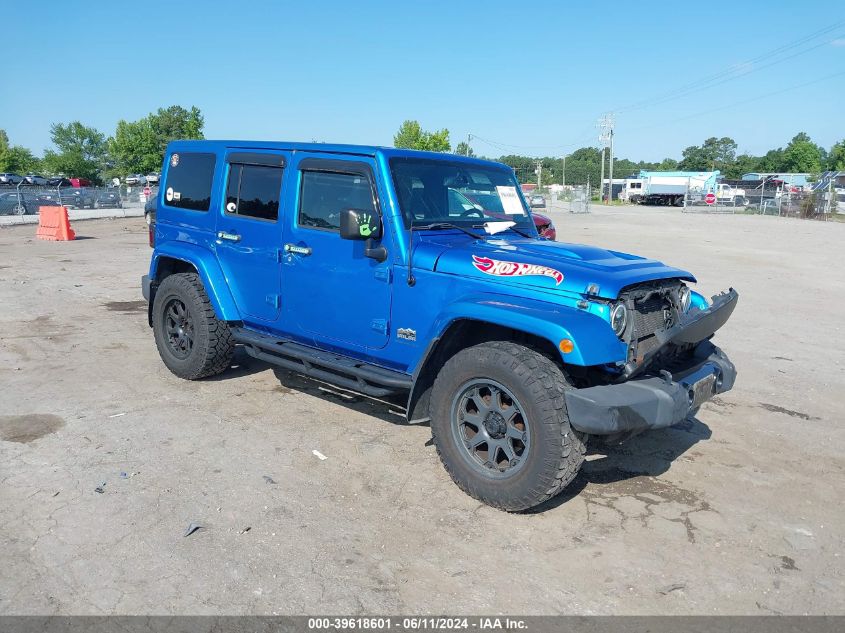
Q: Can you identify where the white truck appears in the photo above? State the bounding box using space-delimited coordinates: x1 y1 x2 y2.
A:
623 171 747 207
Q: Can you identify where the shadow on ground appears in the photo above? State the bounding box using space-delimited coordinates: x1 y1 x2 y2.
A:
204 347 412 427
529 417 712 513
206 347 711 513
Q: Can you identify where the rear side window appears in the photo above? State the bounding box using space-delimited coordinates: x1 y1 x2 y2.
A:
163 152 216 211
298 171 375 231
225 164 283 221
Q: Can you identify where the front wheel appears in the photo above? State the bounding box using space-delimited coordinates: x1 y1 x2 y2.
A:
430 341 585 511
12 204 26 216
152 273 234 379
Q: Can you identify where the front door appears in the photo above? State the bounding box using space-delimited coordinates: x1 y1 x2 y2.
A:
214 150 289 324
280 155 392 351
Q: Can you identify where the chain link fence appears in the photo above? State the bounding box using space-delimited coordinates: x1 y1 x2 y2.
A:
0 182 154 217
559 185 591 213
681 182 842 219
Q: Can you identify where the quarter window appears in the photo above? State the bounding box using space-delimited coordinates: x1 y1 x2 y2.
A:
163 152 216 211
298 170 375 231
225 164 283 221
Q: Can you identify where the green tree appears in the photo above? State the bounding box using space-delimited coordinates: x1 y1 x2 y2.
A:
109 118 161 175
109 105 205 176
828 139 845 170
758 148 784 172
152 105 204 142
677 137 737 173
393 120 450 152
42 121 107 182
781 132 823 173
0 130 41 173
657 157 679 171
0 146 40 173
454 142 474 157
723 153 761 179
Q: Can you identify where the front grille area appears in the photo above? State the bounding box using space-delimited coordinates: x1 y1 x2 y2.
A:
619 281 682 365
632 294 668 339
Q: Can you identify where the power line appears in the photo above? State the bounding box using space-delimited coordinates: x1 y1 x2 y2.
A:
468 20 844 158
468 127 597 154
624 68 845 134
615 20 845 114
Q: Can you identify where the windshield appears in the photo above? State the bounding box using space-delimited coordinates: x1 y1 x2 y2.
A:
390 157 534 229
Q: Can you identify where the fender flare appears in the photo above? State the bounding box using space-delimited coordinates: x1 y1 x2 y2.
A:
149 243 240 321
421 294 625 368
405 294 627 422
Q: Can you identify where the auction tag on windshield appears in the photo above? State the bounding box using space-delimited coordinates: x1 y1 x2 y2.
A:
496 186 525 215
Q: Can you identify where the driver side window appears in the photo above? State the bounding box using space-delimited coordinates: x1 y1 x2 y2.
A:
298 170 375 232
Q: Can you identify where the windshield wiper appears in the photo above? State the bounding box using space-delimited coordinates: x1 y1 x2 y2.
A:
472 223 535 239
414 222 484 239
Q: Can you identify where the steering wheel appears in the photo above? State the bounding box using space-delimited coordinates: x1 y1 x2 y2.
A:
460 208 485 219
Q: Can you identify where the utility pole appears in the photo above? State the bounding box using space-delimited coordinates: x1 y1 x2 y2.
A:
607 127 614 205
536 159 543 190
561 155 566 187
599 113 615 205
598 148 605 203
466 133 472 156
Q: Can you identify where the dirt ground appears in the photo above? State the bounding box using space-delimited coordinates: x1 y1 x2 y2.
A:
1 208 843 615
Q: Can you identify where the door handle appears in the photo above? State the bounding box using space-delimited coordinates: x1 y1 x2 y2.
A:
217 231 241 242
284 243 312 256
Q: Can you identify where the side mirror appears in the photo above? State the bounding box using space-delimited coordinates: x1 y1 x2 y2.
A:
339 208 381 241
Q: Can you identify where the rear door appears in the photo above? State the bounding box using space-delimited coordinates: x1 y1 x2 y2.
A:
214 150 289 324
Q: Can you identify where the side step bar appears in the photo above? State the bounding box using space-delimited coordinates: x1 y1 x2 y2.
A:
231 327 413 397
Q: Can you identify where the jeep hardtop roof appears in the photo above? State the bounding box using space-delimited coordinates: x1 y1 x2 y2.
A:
164 140 509 171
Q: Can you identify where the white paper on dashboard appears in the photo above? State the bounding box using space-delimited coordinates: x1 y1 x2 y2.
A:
483 221 515 235
496 186 525 215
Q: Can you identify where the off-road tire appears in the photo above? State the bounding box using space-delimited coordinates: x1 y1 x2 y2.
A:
152 273 234 380
430 341 585 512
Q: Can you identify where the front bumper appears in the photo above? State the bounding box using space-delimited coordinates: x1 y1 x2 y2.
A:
564 341 736 436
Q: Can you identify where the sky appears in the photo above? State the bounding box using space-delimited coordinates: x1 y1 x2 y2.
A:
1 0 843 162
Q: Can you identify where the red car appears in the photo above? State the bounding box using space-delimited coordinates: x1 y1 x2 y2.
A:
531 211 556 240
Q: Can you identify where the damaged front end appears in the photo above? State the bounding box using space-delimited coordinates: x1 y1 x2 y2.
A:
564 285 738 438
618 286 738 381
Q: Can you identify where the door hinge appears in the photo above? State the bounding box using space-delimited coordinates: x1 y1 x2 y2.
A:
374 268 391 283
266 294 281 309
370 318 388 334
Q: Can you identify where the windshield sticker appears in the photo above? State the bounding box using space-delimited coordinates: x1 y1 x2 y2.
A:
496 186 525 215
472 255 564 285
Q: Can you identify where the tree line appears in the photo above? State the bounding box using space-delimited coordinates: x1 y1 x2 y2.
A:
0 105 204 185
2 114 841 187
394 120 845 186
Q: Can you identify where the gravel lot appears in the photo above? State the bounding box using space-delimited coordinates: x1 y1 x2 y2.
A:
1 208 843 615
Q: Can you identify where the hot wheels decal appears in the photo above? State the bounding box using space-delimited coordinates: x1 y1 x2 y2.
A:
471 255 564 285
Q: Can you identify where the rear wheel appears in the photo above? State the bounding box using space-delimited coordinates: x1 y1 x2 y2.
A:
430 341 585 511
12 203 26 216
152 273 234 379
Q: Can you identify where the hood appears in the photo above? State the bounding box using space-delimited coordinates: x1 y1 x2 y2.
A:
419 236 694 299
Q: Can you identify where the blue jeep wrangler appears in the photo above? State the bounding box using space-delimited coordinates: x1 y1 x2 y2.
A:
142 141 737 511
